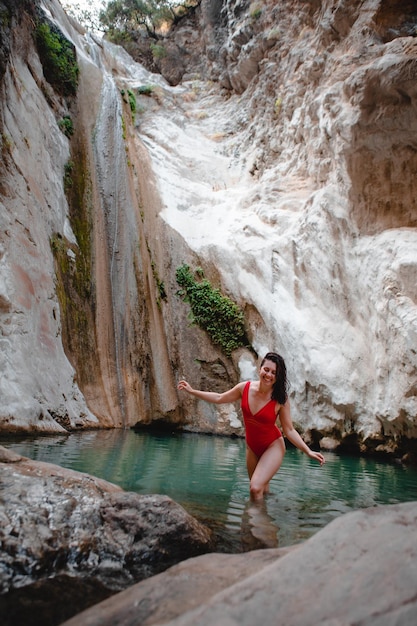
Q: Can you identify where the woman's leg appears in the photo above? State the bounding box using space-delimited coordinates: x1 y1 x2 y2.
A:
246 447 271 494
249 437 285 501
246 445 259 480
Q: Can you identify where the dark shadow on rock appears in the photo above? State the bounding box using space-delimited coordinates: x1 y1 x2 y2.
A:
0 575 112 626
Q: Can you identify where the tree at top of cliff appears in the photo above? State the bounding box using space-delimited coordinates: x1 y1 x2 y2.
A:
99 0 199 40
62 1 107 33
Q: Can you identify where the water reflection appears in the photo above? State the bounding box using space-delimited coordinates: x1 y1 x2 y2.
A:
1 429 416 552
241 500 279 549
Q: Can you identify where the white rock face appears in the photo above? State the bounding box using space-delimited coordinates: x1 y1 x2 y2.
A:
0 11 97 432
0 1 182 431
138 0 417 449
0 0 416 453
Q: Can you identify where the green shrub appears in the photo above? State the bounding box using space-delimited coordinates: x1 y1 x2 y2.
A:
127 89 136 114
58 115 74 138
274 97 282 116
121 89 137 116
35 21 79 96
137 85 154 95
176 264 248 356
249 2 262 20
150 42 167 60
64 160 74 191
105 29 133 46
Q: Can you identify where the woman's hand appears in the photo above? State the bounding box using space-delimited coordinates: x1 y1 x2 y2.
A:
308 449 326 466
177 380 193 393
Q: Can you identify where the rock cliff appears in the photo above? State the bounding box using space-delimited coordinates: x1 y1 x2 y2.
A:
0 0 416 457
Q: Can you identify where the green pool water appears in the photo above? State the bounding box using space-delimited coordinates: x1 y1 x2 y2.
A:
1 429 416 551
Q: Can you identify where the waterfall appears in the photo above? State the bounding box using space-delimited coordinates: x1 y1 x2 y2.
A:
93 72 129 424
82 34 179 427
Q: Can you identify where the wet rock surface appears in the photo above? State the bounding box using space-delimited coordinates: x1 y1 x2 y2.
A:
61 501 417 626
0 446 213 626
61 547 296 626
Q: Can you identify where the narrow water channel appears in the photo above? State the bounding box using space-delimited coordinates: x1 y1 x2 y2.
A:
2 429 416 552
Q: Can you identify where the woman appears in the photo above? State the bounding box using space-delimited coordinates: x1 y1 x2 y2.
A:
178 352 325 500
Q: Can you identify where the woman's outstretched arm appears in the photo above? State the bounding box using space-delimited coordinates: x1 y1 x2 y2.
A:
178 380 245 405
279 400 325 465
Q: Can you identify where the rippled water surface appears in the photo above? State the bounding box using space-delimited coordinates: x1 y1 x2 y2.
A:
2 429 417 551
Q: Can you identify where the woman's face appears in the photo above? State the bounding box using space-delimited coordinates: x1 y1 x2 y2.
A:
259 359 277 385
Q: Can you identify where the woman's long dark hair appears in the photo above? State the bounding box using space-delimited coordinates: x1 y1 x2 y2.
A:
261 352 288 404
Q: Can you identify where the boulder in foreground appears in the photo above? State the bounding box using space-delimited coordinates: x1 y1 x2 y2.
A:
62 501 417 626
0 446 213 625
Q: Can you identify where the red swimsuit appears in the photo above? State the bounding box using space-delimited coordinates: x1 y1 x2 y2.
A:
241 381 282 457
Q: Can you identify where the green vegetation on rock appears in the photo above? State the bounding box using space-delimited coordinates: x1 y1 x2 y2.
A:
51 148 95 382
121 88 137 116
176 264 248 356
35 20 79 96
58 115 74 138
